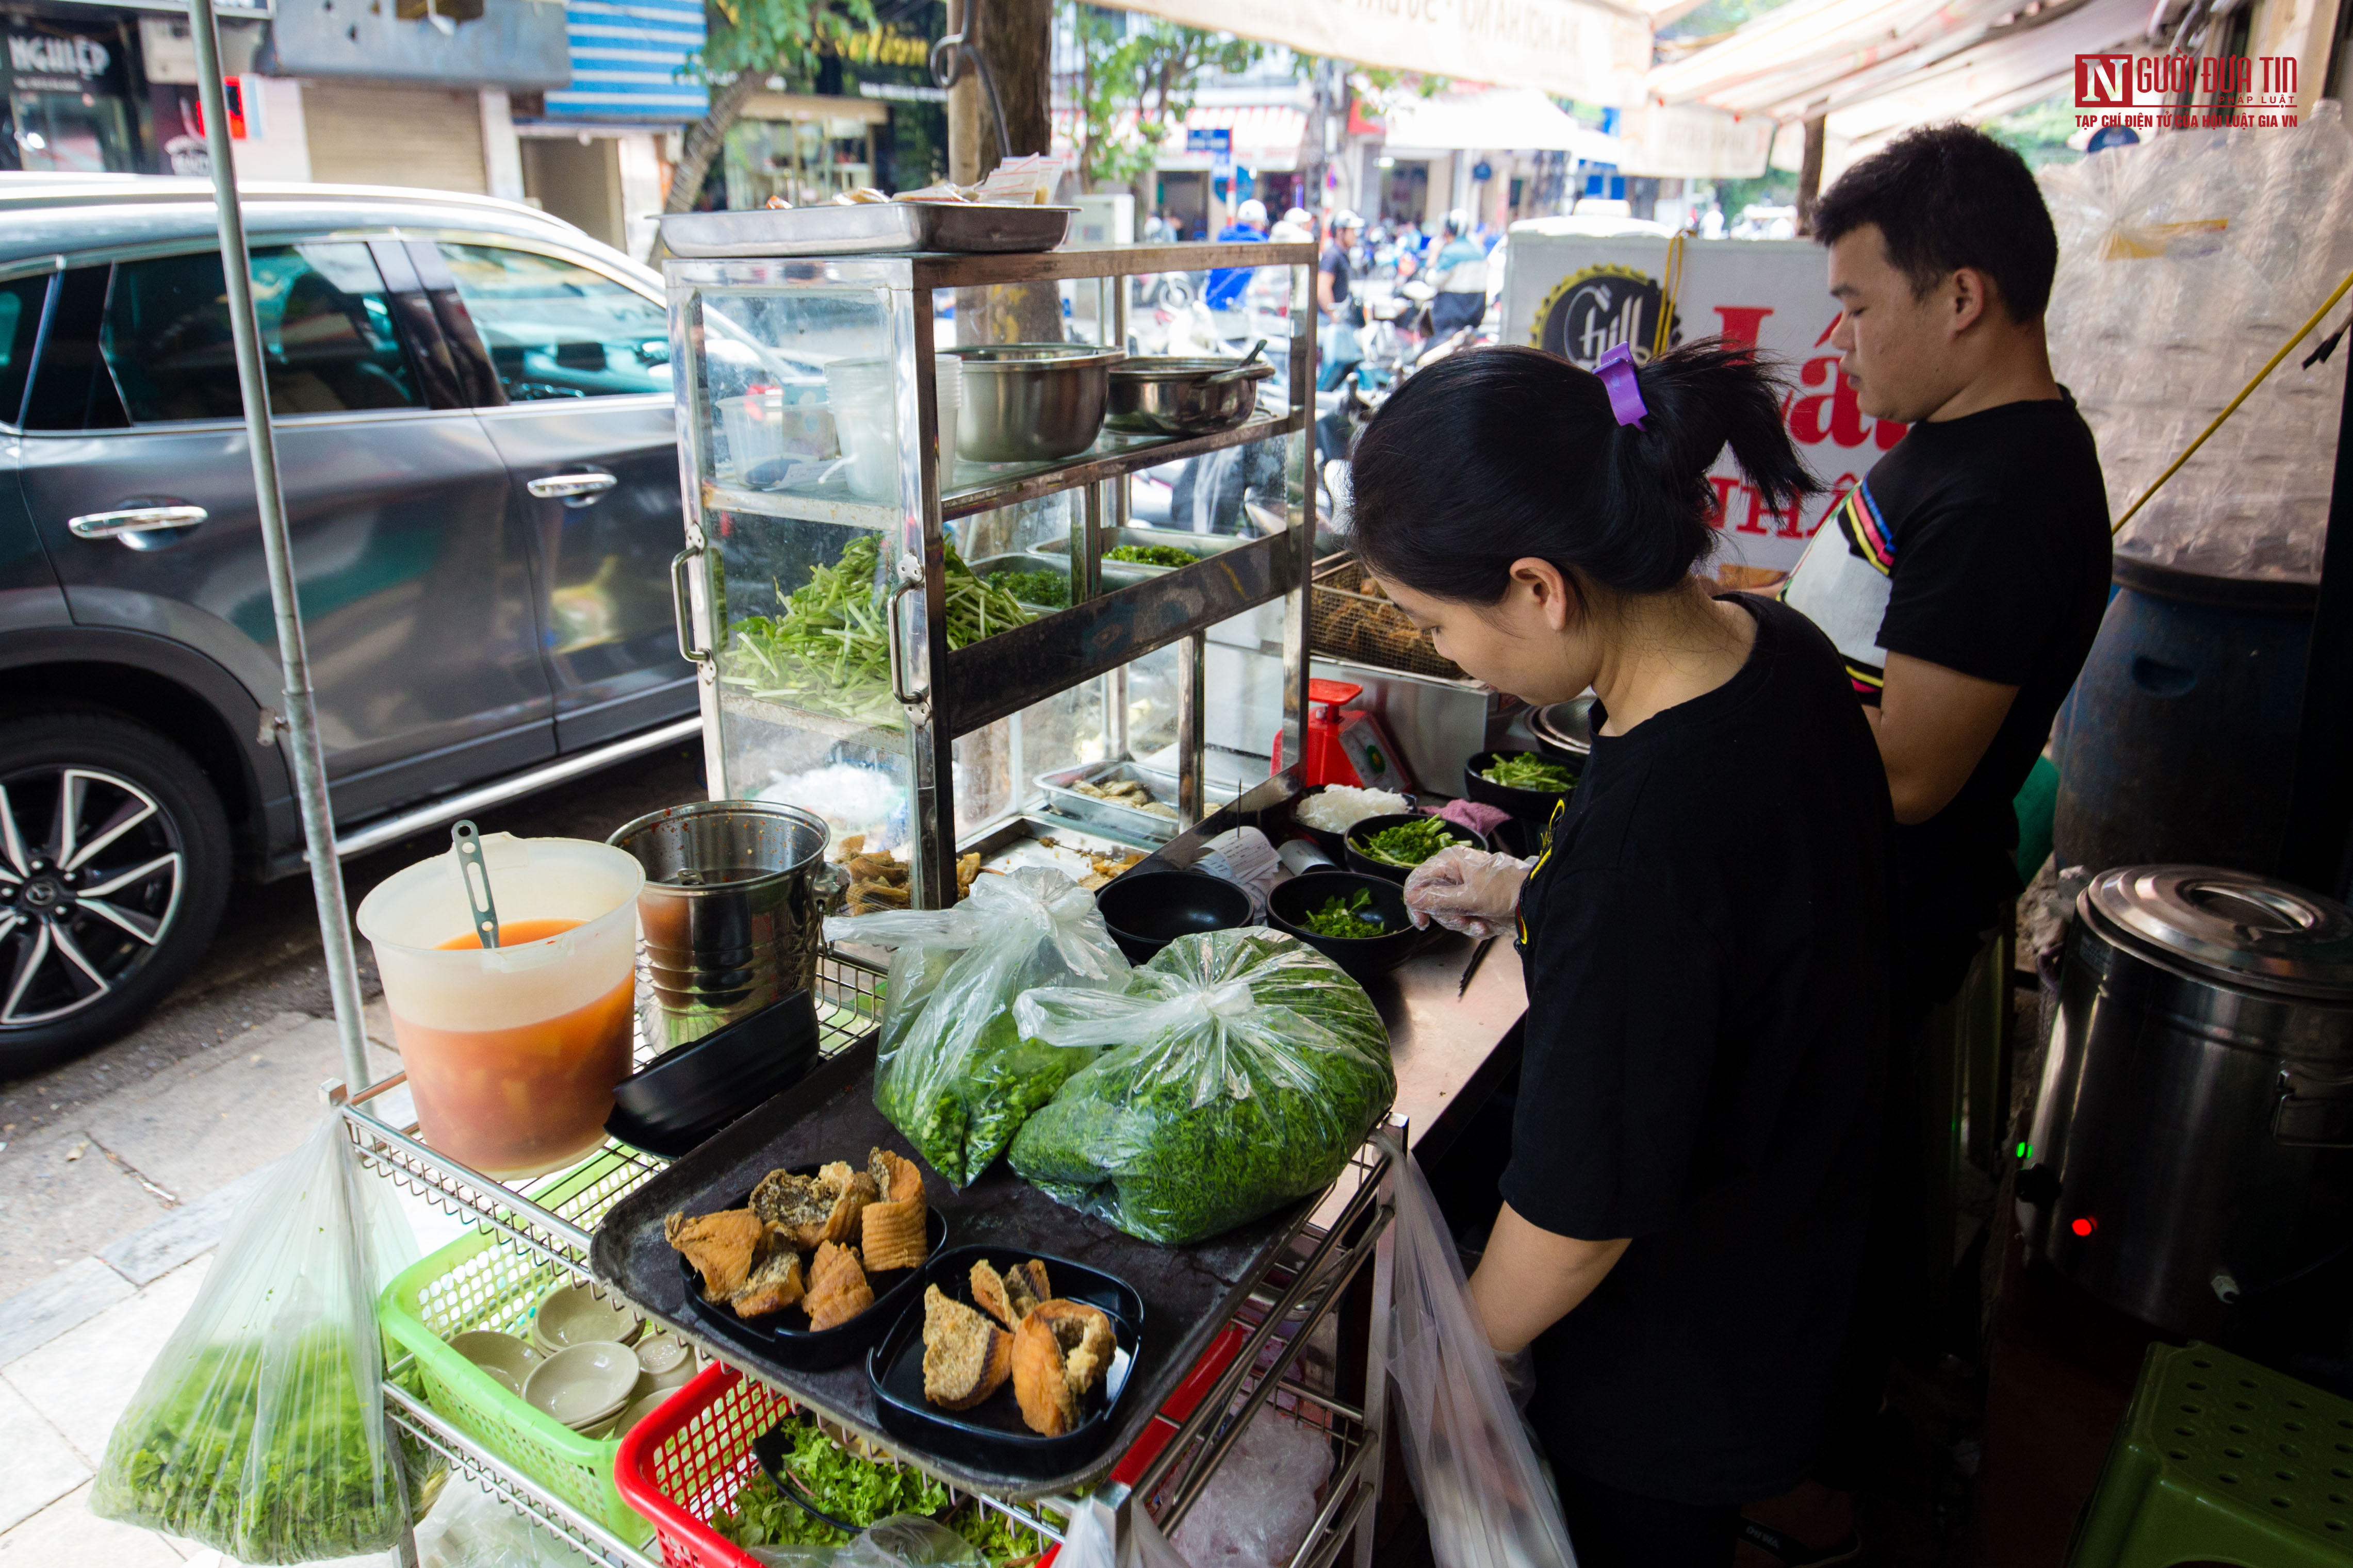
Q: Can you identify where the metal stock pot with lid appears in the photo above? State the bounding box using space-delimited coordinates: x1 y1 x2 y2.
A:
2018 865 2353 1341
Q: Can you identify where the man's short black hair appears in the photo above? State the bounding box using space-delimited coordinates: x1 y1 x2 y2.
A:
1813 122 2057 320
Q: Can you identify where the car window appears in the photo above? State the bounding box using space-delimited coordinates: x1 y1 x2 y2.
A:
102 243 421 422
433 242 670 402
0 275 46 426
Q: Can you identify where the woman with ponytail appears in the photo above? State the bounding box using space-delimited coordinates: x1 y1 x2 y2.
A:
1350 342 1889 1567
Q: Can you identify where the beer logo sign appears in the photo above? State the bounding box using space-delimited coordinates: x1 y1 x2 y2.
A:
1532 264 1684 367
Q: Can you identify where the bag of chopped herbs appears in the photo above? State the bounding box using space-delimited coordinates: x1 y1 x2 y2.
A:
91 1115 414 1564
826 866 1129 1186
1008 928 1395 1245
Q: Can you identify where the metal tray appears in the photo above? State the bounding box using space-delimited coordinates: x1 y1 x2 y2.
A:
1035 761 1235 844
587 1040 1330 1498
661 204 1076 258
1033 526 1246 582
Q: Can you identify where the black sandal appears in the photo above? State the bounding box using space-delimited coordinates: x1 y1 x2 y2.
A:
1740 1517 1863 1566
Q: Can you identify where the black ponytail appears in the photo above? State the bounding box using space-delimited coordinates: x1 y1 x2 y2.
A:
1347 339 1818 603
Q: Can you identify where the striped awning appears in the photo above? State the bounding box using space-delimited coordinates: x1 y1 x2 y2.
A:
543 0 708 122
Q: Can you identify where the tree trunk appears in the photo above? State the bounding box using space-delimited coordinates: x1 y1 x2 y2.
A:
1794 113 1827 237
667 71 761 213
951 0 1058 343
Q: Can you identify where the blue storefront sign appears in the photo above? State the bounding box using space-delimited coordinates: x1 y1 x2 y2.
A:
545 0 708 121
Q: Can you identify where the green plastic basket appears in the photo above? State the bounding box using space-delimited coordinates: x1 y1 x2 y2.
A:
381 1229 656 1544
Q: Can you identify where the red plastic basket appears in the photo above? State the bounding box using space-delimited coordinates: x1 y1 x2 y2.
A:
614 1361 797 1568
617 1328 1248 1568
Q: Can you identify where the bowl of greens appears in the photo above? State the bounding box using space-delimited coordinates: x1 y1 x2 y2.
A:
1463 750 1579 819
1343 813 1487 883
1267 872 1420 976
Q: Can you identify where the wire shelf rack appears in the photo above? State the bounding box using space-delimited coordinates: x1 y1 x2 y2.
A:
338 953 885 1281
349 947 1394 1568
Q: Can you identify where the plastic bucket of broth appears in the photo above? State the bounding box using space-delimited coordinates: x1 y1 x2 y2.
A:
356 833 645 1179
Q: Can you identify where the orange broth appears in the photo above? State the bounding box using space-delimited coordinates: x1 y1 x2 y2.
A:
393 917 633 1176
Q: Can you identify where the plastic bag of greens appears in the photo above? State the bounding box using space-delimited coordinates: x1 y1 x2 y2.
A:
91 1113 410 1564
1382 1140 1578 1568
1008 928 1394 1244
826 866 1128 1185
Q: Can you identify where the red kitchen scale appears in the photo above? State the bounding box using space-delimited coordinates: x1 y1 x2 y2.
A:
1270 678 1414 791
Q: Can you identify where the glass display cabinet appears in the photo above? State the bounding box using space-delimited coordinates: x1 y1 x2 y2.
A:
664 240 1318 905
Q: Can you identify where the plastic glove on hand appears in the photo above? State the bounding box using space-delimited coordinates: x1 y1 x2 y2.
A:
1401 846 1530 939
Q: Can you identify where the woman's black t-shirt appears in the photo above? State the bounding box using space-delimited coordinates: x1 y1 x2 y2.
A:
1505 596 1892 1505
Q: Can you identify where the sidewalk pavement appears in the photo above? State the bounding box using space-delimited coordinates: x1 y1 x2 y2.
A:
0 1001 455 1564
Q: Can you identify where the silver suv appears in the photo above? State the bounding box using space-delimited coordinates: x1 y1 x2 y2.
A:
0 175 696 1069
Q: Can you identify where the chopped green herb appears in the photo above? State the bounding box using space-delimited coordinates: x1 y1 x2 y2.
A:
991 569 1069 608
1011 929 1396 1244
1303 887 1384 940
720 535 1033 727
1480 753 1578 792
1106 543 1202 568
1351 815 1465 869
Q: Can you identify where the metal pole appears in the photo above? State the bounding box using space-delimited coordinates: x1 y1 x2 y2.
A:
190 0 372 1093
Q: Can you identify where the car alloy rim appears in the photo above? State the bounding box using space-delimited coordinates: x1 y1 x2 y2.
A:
0 766 185 1028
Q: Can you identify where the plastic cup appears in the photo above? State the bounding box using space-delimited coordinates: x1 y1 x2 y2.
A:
355 833 645 1180
824 358 898 501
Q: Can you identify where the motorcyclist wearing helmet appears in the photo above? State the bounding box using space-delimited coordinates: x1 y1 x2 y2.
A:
1318 209 1367 389
1427 208 1490 336
1205 197 1269 312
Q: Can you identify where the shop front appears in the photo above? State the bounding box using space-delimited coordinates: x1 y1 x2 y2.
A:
3 10 143 173
722 90 886 209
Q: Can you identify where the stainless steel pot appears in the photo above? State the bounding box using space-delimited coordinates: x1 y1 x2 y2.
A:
948 344 1123 463
1105 356 1276 436
607 801 844 1051
2019 865 2353 1340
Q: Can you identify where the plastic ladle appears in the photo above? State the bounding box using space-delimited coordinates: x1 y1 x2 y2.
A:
451 818 501 949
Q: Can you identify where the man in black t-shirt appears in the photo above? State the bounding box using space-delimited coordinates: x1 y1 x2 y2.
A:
1780 125 2110 1010
1756 123 2111 1565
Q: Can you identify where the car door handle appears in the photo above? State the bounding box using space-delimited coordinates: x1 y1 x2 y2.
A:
68 504 209 540
527 472 617 500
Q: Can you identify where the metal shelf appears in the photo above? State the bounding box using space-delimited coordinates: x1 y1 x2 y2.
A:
702 408 1306 531
389 1371 660 1568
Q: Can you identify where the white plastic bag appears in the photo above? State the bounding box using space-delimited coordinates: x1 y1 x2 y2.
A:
1382 1143 1577 1568
1168 1402 1333 1568
417 1483 600 1568
828 866 1129 1185
91 1113 411 1564
1057 1500 1197 1568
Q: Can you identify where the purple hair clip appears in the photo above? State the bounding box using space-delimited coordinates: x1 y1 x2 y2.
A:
1595 342 1647 429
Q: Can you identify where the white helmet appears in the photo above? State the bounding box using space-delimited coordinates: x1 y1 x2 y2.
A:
1283 206 1312 227
1444 208 1471 237
1333 209 1364 231
1238 199 1269 226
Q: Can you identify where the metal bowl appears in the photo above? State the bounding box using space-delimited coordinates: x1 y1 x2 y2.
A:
948 344 1124 463
1106 356 1276 436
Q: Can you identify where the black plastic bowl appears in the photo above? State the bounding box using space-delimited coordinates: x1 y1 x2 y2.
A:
1094 869 1253 964
607 991 821 1158
1267 872 1420 977
1342 813 1488 884
1462 750 1578 822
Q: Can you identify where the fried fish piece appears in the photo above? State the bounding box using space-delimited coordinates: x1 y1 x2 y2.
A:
869 1147 924 1204
818 1165 881 1245
804 1241 873 1330
861 1197 929 1272
750 1169 837 1250
1011 1297 1117 1435
970 1259 1050 1330
922 1285 1011 1411
665 1209 766 1301
729 1248 806 1318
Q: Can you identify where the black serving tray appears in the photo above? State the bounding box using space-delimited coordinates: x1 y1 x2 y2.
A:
588 1037 1333 1498
868 1246 1143 1476
674 1168 950 1371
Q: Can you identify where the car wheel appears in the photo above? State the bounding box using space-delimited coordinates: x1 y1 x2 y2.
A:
0 711 232 1073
